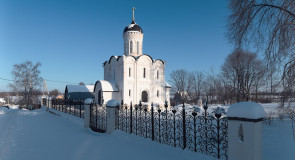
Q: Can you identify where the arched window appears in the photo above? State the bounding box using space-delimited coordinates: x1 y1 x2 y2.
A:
129 89 131 97
129 68 131 77
98 90 102 105
137 41 140 54
142 91 148 102
130 41 133 53
157 90 159 97
143 68 146 78
157 70 159 79
124 41 126 53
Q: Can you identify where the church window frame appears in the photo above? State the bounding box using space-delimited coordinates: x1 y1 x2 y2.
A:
157 70 159 79
137 41 140 54
130 41 133 53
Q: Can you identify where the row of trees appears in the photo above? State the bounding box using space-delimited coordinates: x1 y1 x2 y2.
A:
170 50 280 105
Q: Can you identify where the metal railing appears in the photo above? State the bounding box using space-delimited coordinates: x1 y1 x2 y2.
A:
116 101 228 159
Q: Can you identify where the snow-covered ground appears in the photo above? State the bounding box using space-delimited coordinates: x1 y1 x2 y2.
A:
0 103 294 160
0 106 215 160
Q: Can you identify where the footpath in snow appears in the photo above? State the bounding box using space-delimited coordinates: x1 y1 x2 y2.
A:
0 106 215 160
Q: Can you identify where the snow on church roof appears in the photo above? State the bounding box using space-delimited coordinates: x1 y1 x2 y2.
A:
96 80 119 92
66 85 94 93
165 82 171 88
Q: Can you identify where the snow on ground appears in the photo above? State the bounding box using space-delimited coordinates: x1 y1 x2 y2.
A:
0 103 294 160
0 106 215 160
263 120 295 160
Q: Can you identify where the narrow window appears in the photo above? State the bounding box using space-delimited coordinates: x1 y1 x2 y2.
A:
129 89 131 97
130 41 133 53
124 41 126 53
157 70 159 79
129 68 131 77
143 68 146 78
137 41 139 54
157 90 159 97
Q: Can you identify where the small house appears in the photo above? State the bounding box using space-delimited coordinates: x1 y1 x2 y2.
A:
64 85 95 101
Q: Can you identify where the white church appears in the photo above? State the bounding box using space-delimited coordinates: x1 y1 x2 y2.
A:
94 8 171 106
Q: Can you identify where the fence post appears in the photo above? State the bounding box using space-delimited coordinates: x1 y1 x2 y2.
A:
227 102 265 160
130 102 133 134
151 102 155 141
84 99 93 128
182 102 186 149
106 99 120 135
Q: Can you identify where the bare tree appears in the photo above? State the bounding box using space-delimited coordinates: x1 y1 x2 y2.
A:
9 61 42 107
221 50 265 102
79 82 85 85
227 0 295 99
169 70 188 102
191 71 205 102
49 89 60 97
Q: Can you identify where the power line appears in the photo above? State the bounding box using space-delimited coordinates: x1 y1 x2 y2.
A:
0 77 14 81
44 79 78 84
0 77 79 84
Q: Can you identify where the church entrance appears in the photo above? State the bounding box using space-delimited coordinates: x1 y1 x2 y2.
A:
141 91 148 102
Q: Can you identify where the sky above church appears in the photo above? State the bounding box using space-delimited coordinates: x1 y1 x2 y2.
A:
0 0 232 92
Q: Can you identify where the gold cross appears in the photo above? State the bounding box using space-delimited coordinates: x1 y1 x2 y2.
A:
132 7 136 21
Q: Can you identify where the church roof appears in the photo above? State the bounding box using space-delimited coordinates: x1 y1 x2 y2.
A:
95 80 119 92
66 85 94 93
165 82 172 88
123 21 143 33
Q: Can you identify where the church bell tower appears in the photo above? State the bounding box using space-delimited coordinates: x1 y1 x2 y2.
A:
123 7 144 57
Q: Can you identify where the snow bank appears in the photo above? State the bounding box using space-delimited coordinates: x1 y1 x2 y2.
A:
227 102 266 119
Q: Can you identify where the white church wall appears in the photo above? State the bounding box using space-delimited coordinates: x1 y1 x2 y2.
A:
123 31 143 56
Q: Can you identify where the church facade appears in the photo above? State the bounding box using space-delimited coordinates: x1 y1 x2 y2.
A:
94 9 171 106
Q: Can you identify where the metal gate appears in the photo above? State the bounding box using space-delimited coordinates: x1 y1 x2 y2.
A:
89 103 107 133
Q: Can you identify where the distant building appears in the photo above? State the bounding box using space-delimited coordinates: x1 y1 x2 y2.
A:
0 98 5 105
94 8 171 106
64 85 95 101
54 94 64 99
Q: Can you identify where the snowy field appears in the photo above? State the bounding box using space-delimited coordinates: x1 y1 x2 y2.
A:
0 104 294 160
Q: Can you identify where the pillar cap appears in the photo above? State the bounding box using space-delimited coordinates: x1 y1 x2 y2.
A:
84 98 94 104
227 102 266 120
106 99 120 108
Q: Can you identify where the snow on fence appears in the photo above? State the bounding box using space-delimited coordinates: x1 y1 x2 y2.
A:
116 101 228 159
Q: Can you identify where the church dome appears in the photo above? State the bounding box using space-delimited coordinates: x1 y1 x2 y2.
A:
123 21 143 33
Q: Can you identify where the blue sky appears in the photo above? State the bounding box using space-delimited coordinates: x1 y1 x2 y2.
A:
0 0 232 92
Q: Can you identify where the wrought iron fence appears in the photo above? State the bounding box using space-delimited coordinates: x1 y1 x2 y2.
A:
89 103 107 133
51 99 85 119
116 101 228 159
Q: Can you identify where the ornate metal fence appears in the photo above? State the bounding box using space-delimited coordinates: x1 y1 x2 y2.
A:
116 102 228 159
89 103 107 133
51 99 85 118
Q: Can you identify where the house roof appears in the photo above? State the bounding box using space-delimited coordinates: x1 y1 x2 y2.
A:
66 85 94 93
